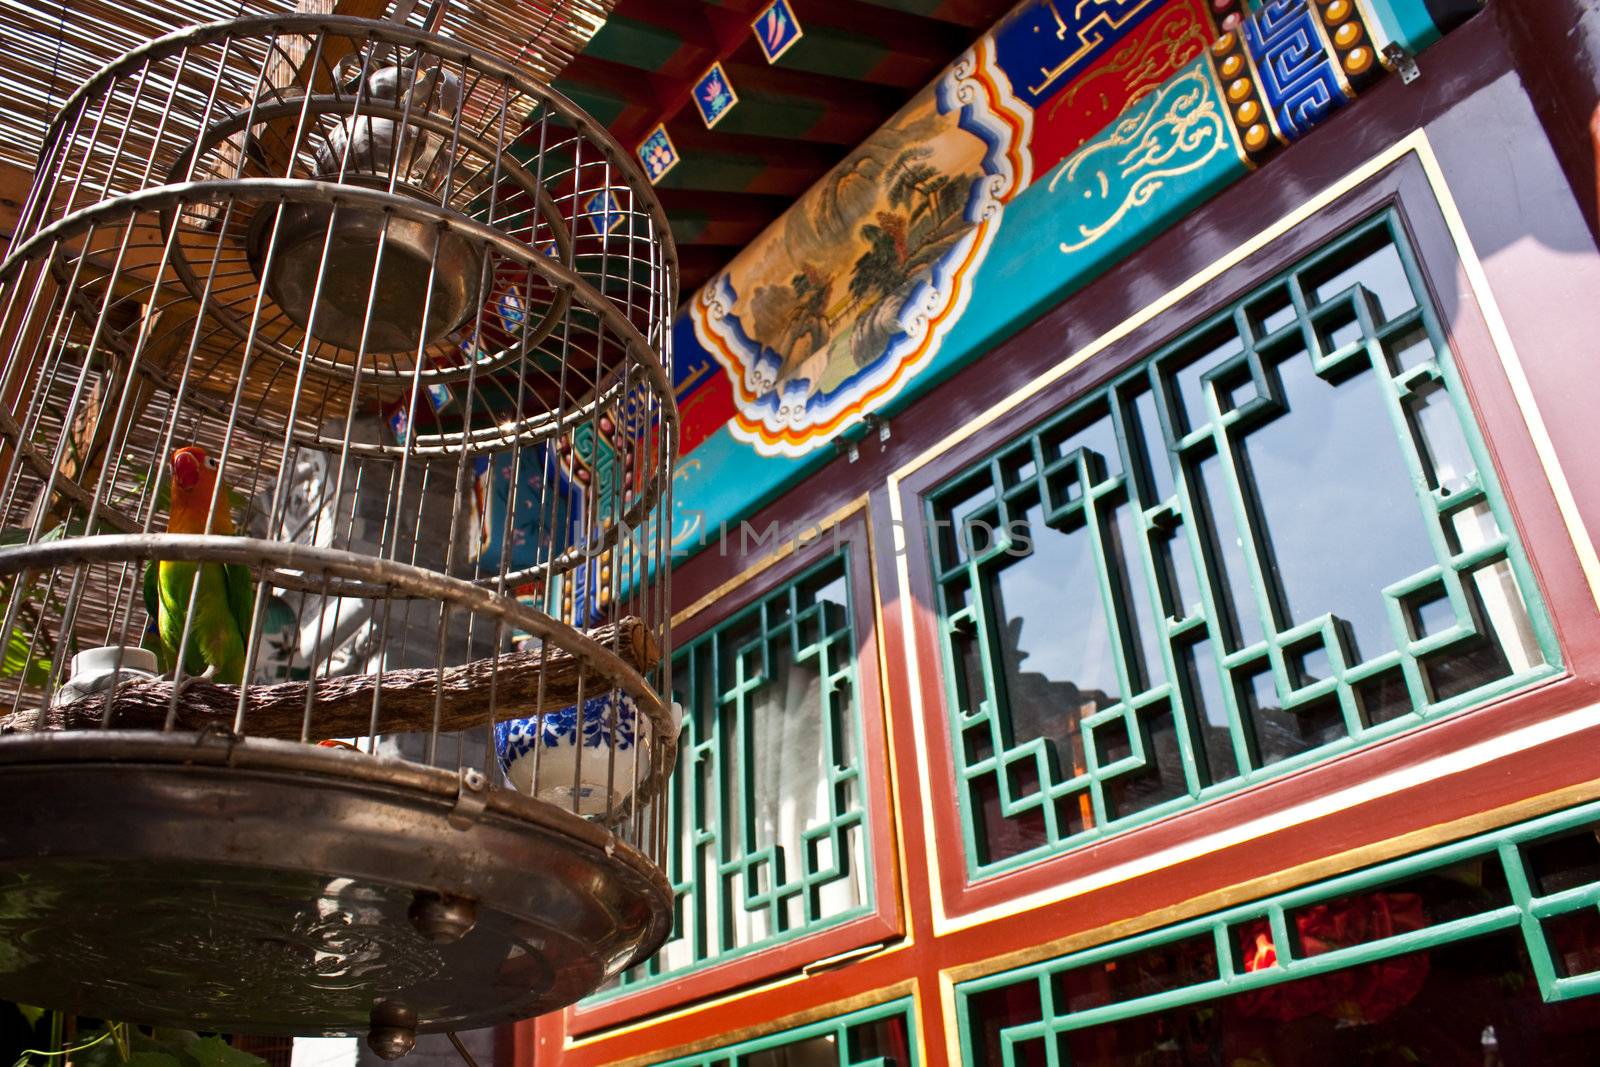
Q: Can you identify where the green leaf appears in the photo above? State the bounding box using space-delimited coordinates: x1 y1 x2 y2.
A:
179 1038 265 1067
0 516 88 546
14 1004 44 1026
36 519 86 544
2 623 52 686
120 1053 184 1067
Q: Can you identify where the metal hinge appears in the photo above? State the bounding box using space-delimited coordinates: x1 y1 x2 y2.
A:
1383 44 1420 85
448 767 488 829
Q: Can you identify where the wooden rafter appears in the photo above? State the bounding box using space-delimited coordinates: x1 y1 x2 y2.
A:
562 0 1016 294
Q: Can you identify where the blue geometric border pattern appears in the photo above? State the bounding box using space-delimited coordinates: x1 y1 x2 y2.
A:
1244 0 1351 141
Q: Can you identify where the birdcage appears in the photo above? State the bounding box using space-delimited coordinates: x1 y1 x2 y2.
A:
0 11 678 1051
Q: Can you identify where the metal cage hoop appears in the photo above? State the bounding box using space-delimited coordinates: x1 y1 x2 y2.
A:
0 7 681 1038
1 176 677 440
23 12 679 278
0 530 675 752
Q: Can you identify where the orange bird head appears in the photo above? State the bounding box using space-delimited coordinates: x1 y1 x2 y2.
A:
168 445 233 534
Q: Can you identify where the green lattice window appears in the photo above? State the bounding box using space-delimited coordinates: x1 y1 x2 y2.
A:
957 798 1600 1063
927 213 1558 877
653 998 916 1066
595 554 874 999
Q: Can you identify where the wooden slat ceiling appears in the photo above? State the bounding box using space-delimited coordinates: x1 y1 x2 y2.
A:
551 0 1018 296
0 0 1011 294
0 0 614 173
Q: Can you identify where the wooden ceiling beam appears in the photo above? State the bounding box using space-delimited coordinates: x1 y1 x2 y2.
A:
861 0 1000 30
785 0 974 62
559 54 677 108
610 0 738 56
676 242 743 277
674 215 771 248
720 59 901 115
663 121 845 169
653 187 791 221
712 0 973 65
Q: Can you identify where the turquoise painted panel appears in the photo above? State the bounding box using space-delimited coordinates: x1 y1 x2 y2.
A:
666 59 1247 560
670 426 807 560
648 0 1467 564
930 58 1248 388
1366 0 1446 53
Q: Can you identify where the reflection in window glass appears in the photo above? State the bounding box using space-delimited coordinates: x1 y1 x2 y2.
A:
972 931 1600 1066
654 1001 916 1067
596 555 873 999
961 806 1600 1066
1307 230 1418 320
1240 345 1436 660
927 214 1555 875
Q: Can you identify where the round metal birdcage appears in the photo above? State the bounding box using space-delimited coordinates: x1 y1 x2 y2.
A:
0 12 679 1048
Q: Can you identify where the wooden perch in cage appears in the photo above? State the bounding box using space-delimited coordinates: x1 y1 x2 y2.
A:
4 616 658 739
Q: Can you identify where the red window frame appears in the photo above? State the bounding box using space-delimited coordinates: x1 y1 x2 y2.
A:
563 507 903 1034
890 153 1600 925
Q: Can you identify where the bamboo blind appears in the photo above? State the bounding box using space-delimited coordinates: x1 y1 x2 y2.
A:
0 0 613 172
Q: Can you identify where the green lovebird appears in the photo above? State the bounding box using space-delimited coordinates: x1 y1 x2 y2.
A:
141 445 255 685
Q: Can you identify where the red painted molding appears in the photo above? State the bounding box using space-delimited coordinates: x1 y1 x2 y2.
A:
529 15 1600 1064
561 510 906 1035
893 146 1600 922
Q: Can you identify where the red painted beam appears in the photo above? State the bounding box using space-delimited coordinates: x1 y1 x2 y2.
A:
664 120 845 168
558 54 677 115
720 57 902 116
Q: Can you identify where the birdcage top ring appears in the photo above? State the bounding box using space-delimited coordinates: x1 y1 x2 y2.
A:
31 11 676 269
18 13 676 419
3 175 677 447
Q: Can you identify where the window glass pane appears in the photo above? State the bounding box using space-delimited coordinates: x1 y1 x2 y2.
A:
1240 347 1436 660
1128 381 1176 503
1108 499 1165 692
927 215 1554 876
1171 326 1245 435
1305 230 1418 321
1192 445 1262 650
656 1001 916 1067
992 509 1121 734
1406 377 1477 495
594 553 873 999
961 807 1600 1066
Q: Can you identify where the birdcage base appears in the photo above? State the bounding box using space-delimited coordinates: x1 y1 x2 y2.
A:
0 732 670 1036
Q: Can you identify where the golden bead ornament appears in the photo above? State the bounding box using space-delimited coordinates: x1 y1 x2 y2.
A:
1317 0 1386 87
1209 27 1279 166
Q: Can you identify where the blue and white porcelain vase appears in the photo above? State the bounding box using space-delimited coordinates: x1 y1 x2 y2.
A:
495 693 682 817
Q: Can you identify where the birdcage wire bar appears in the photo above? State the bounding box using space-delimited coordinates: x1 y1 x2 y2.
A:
0 11 679 1043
